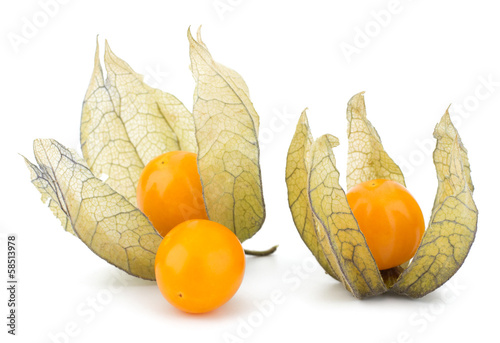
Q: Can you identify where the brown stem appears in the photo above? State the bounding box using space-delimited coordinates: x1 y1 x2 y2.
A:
244 245 278 257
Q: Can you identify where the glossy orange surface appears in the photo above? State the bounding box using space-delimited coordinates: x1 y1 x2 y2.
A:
136 151 208 237
155 219 245 314
346 179 425 270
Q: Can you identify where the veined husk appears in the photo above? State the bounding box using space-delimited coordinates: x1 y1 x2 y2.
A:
25 29 266 280
285 92 477 298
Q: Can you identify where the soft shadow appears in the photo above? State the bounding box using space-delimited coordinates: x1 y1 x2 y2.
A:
244 253 280 273
313 280 447 304
312 280 360 303
150 291 257 321
354 289 445 304
80 266 156 289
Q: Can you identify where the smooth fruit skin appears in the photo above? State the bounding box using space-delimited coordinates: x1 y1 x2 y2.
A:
136 151 208 237
346 179 425 271
155 219 245 314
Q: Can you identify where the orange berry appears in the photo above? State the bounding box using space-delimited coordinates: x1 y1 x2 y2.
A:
155 219 245 313
136 151 208 237
346 179 425 270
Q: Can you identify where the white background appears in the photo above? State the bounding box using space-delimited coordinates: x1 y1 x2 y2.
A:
1 0 499 342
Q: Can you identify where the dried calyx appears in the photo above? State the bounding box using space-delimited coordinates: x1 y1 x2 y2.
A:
285 92 477 298
25 28 271 280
